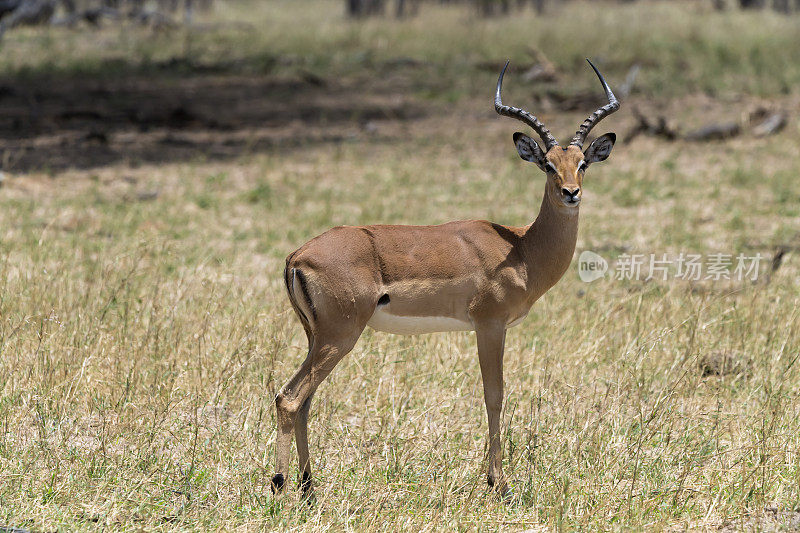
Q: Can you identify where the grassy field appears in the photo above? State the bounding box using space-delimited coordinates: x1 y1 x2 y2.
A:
1 0 800 530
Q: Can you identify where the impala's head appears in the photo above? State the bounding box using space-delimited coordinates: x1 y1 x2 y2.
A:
495 59 619 209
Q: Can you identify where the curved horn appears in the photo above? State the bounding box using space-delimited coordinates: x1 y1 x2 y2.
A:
570 58 620 148
494 60 558 151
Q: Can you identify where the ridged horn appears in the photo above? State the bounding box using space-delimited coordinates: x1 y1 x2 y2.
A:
494 60 558 151
570 58 620 148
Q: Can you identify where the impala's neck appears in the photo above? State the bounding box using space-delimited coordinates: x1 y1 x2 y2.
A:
522 184 580 294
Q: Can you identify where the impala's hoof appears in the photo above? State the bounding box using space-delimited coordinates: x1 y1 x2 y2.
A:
270 473 285 494
487 475 513 501
300 471 313 494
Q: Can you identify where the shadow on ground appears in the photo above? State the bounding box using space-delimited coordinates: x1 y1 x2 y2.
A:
0 59 427 172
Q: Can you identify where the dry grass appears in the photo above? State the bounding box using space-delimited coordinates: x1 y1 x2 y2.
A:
1 0 800 530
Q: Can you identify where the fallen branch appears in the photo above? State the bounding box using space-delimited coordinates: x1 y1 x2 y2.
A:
624 106 678 144
628 102 789 144
752 111 787 137
683 121 740 142
521 47 558 83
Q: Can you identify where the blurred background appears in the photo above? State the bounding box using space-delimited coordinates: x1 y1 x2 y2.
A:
0 0 798 173
1 0 800 530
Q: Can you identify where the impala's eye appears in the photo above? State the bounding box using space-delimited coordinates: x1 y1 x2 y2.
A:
578 161 587 172
547 163 559 175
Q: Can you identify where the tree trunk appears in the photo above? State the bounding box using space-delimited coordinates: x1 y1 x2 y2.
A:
347 0 385 17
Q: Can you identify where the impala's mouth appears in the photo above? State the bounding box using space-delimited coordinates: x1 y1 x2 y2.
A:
562 197 581 207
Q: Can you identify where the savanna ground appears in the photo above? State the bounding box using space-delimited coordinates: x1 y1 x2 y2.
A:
1 0 800 530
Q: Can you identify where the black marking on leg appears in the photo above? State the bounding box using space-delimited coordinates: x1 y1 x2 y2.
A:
294 269 317 321
377 293 390 306
271 473 285 493
285 266 313 343
487 475 495 488
300 471 312 493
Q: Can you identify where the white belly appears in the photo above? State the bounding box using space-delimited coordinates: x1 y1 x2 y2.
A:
367 308 473 335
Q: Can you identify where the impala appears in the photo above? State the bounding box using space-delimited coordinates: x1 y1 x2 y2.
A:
272 59 619 498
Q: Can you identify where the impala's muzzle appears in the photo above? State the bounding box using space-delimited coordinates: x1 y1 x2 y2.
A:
560 186 581 206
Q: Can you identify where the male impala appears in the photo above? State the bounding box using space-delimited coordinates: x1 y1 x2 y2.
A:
272 59 619 498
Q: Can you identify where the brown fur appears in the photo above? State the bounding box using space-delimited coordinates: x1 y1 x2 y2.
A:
545 145 586 202
272 172 583 497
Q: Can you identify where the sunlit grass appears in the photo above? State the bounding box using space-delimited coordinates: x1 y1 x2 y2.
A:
2 105 800 528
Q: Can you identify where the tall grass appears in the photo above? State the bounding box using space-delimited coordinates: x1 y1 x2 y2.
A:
1 0 800 530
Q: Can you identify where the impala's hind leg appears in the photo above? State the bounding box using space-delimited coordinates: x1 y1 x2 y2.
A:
272 330 364 496
273 259 373 497
295 393 314 494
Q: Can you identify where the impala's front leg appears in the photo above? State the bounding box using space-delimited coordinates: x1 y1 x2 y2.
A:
475 322 509 497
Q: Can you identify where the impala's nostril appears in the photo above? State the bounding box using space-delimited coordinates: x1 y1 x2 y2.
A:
561 188 571 197
562 187 580 198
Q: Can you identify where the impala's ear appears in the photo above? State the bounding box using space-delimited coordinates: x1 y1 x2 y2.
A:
513 132 546 170
584 133 616 164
